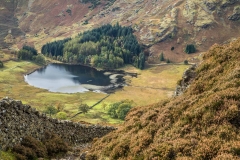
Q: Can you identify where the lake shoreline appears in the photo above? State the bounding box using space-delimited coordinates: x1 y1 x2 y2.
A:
26 61 138 77
0 59 188 124
24 62 138 94
50 61 139 77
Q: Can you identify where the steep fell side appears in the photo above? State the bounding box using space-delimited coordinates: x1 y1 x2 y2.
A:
1 0 240 62
86 38 240 159
0 0 27 48
15 0 240 63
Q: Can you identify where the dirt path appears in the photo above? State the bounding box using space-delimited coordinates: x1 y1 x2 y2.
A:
147 62 195 66
127 85 174 91
0 23 19 29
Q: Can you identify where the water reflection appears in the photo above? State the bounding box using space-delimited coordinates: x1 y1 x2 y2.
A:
24 63 124 93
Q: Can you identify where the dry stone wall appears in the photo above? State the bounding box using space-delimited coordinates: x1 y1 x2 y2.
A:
0 97 115 150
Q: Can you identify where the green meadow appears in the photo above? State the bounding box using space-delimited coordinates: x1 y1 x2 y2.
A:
0 57 189 124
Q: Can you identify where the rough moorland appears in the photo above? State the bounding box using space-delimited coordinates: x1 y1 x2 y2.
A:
86 38 240 159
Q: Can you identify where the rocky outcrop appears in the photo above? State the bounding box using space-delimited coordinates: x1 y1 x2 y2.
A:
228 6 240 20
174 64 197 96
221 0 239 8
0 97 115 150
204 1 218 11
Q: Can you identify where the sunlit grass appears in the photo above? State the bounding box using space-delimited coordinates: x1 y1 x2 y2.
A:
0 151 15 160
0 57 188 124
0 51 13 62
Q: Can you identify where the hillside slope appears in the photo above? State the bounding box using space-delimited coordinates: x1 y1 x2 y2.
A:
86 38 240 159
1 0 240 62
0 0 27 48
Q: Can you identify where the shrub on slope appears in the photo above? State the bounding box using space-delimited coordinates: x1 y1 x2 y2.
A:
86 38 240 159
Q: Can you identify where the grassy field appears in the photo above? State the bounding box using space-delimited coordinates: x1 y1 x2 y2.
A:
0 55 189 124
0 151 15 160
0 50 14 62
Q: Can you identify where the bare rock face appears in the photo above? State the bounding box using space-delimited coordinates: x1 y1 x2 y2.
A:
1 0 240 60
0 0 28 48
221 0 239 8
0 97 115 150
228 5 240 20
204 1 218 11
174 64 197 96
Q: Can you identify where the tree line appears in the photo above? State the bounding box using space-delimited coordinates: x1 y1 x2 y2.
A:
18 45 46 65
41 38 71 58
41 23 145 69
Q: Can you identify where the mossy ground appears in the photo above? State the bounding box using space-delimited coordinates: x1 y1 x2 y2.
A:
0 54 188 124
0 151 15 160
